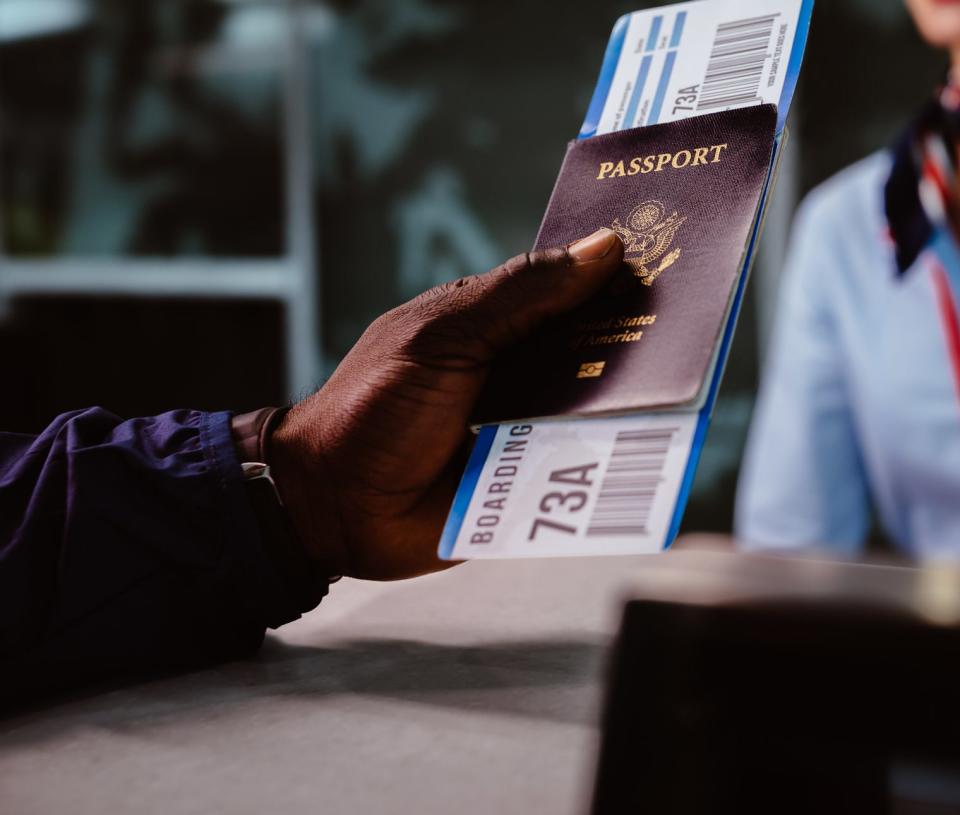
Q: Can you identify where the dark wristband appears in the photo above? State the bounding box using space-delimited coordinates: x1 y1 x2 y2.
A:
231 407 331 624
231 406 288 465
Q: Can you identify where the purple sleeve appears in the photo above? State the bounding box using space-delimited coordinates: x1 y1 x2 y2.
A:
0 408 327 693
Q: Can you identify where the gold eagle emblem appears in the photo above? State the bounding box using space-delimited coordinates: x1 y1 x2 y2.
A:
611 200 687 286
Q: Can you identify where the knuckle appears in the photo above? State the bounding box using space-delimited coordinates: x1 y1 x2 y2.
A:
497 251 534 279
496 255 543 309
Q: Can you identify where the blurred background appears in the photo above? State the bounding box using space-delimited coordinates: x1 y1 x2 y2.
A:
0 0 945 536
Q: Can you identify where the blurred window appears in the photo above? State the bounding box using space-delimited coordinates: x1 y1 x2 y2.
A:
0 0 286 257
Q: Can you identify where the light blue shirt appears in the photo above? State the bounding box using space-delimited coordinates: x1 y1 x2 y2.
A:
736 152 960 559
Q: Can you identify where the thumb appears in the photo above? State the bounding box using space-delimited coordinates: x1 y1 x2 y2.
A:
408 228 624 364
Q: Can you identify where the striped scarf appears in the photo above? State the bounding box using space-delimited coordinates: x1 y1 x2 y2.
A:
886 83 960 398
886 82 960 273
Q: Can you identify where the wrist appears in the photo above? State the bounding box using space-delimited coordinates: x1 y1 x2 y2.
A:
231 406 342 583
267 406 348 578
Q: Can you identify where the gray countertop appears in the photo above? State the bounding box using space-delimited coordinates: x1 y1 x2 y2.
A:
3 544 943 814
0 555 652 815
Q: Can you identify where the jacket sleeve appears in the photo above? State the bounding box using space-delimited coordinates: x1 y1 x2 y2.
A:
0 407 327 694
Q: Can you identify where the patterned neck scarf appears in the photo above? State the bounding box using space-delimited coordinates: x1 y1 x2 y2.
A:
886 81 960 400
886 82 960 274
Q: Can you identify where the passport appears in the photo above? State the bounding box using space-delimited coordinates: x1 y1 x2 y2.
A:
474 104 777 424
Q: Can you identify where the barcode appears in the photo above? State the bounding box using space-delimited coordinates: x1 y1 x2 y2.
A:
696 14 778 112
586 428 677 537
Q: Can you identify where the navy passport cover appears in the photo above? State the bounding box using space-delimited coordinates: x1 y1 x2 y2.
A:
474 105 777 424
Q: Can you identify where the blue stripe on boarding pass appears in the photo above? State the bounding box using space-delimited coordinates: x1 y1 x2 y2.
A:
647 50 677 125
669 11 686 48
439 425 497 559
624 55 654 130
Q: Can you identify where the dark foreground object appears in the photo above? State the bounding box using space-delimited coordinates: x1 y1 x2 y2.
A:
593 552 960 815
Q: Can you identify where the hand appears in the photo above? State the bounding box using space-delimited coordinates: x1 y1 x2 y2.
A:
270 228 624 580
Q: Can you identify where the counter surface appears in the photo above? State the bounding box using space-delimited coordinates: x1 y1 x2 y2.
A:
0 555 653 815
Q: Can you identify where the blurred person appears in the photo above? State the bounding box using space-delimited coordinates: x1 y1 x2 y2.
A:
0 229 623 693
737 0 960 558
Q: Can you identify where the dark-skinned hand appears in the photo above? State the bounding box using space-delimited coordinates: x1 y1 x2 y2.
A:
270 228 624 580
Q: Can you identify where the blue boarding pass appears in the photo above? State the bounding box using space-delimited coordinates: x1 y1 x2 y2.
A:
440 0 814 560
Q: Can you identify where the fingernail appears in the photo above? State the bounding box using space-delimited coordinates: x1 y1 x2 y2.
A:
568 228 618 263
